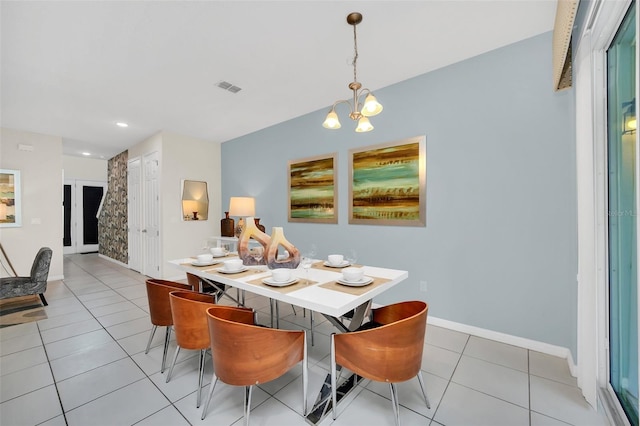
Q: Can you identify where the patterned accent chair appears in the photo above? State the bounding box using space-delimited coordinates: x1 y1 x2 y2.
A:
0 247 53 306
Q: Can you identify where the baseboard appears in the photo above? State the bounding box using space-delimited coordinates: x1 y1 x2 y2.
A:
48 275 64 281
98 254 129 269
428 316 577 377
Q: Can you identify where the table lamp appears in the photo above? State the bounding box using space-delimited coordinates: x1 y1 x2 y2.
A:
228 197 256 237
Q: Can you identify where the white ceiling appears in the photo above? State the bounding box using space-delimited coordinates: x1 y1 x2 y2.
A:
1 1 558 159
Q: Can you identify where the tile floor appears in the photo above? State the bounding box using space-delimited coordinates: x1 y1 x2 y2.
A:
0 254 610 426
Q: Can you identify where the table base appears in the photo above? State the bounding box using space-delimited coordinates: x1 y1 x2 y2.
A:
305 371 364 425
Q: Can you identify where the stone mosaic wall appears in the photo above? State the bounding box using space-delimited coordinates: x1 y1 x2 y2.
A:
98 150 128 264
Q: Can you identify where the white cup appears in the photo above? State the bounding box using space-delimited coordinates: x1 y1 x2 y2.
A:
271 268 292 282
342 267 364 282
223 259 243 271
328 254 344 266
210 247 226 256
197 254 213 264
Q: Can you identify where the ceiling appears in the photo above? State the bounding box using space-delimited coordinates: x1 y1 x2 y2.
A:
1 1 558 159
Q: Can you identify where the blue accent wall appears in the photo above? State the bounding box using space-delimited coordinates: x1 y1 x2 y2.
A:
222 32 578 357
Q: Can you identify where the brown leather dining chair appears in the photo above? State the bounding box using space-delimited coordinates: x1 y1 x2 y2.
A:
144 279 195 373
330 300 430 426
201 305 308 425
166 291 216 408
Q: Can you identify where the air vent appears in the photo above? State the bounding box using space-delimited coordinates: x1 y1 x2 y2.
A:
216 81 242 94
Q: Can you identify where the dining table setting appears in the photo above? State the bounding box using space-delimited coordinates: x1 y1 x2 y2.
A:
168 244 409 424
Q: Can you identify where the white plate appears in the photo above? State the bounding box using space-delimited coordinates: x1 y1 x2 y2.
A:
336 276 374 287
262 277 299 287
192 260 219 267
216 266 248 274
211 253 229 258
323 260 351 268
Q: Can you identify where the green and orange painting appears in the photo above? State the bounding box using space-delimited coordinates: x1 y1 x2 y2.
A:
352 142 421 221
289 155 336 222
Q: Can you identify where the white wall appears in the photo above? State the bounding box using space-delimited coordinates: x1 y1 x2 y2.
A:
162 131 221 278
62 155 107 181
128 131 221 278
0 128 64 279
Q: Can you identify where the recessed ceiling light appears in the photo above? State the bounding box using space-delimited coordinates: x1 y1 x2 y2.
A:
116 122 128 128
82 152 91 156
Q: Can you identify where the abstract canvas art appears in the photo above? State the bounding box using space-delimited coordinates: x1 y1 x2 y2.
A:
0 169 21 227
349 136 426 226
288 153 338 223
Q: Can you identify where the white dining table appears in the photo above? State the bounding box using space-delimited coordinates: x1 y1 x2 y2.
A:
168 255 409 424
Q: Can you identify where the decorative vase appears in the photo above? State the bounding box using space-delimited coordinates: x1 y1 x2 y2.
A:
254 218 266 233
265 227 300 269
221 212 234 237
237 217 270 265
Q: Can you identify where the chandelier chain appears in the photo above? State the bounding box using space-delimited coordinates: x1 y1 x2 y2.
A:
352 23 359 84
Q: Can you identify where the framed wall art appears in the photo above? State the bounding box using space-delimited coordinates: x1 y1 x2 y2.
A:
0 169 22 227
288 153 338 223
349 136 426 226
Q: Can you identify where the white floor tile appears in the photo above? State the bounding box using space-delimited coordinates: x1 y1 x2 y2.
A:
65 378 170 425
37 309 94 331
106 316 153 340
425 324 470 353
434 382 529 426
0 332 42 357
463 336 529 372
38 414 68 426
57 357 145 410
530 351 577 386
451 355 529 408
531 411 573 425
81 293 127 309
241 395 306 425
96 306 148 328
77 289 120 302
422 343 462 380
0 361 54 403
0 385 63 425
40 318 103 344
90 300 138 317
0 345 48 376
135 405 190 426
118 328 166 356
45 329 113 360
149 354 212 403
49 339 127 381
366 370 448 419
273 363 329 416
530 375 608 426
0 321 39 341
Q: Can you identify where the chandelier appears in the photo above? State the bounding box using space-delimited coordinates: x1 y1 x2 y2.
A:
322 12 383 133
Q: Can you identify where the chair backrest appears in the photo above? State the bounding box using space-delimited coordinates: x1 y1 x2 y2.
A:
145 280 193 327
334 301 428 383
169 291 216 350
206 305 305 386
186 273 201 289
30 247 52 284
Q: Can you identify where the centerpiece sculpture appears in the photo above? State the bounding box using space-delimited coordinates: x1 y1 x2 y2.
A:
237 217 300 269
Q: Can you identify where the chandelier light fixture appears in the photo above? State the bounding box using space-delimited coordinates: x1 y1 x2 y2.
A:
322 12 383 133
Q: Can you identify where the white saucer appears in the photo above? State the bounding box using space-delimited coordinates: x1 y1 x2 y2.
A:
262 277 298 287
192 260 219 267
323 260 351 268
216 266 248 274
211 253 229 258
337 276 373 287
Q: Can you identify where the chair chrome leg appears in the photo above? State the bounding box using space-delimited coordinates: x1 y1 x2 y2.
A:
330 334 338 420
291 304 297 315
389 383 400 426
196 349 206 408
165 346 181 383
416 371 431 409
160 326 171 373
244 385 253 426
145 325 158 355
201 375 218 420
302 332 308 415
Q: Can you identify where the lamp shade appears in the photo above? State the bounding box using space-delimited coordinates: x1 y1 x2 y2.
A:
228 197 256 217
355 116 374 132
322 110 341 129
361 93 383 117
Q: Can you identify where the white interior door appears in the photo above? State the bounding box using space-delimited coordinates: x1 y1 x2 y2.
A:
128 158 142 272
143 152 160 277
